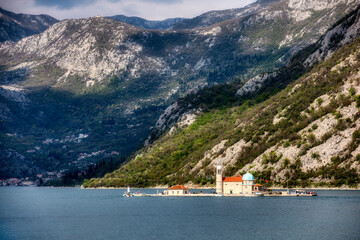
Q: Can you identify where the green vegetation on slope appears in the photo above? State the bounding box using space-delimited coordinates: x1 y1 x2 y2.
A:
85 37 360 188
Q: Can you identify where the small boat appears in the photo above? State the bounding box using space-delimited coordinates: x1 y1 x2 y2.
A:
255 192 264 196
123 186 134 197
294 189 317 196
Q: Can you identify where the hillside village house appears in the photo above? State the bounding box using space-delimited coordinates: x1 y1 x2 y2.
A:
164 185 190 196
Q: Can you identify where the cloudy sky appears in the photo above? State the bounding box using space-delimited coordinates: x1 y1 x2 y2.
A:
1 0 256 20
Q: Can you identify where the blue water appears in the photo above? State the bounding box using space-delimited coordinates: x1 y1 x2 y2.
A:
0 188 360 240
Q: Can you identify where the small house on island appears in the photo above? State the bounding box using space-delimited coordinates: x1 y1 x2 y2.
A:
164 185 190 196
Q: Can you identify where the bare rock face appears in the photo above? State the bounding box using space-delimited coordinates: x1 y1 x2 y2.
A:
0 17 147 82
236 73 278 96
288 0 353 11
305 5 360 66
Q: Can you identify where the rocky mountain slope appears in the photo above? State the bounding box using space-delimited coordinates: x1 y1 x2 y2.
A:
0 7 58 42
170 0 276 30
85 6 360 188
108 15 185 30
0 0 359 179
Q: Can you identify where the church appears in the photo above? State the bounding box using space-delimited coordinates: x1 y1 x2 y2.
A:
216 165 263 195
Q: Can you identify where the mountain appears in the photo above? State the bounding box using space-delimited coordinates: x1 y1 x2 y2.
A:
170 0 276 30
85 5 360 188
0 7 58 42
108 15 185 30
0 0 359 180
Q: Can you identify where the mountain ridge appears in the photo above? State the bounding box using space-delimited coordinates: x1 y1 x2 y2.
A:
108 15 185 30
1 0 359 182
0 7 58 42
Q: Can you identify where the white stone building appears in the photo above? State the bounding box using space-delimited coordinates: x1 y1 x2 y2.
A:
216 165 257 195
164 185 190 196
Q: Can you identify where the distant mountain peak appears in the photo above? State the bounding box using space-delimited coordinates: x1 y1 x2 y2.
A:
0 7 58 42
107 14 186 30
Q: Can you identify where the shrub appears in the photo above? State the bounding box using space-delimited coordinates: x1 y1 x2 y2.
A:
311 152 320 159
349 87 356 96
283 141 291 148
311 124 318 130
290 158 302 169
335 119 347 131
338 94 352 107
262 151 282 164
307 134 316 144
283 158 290 168
331 156 342 165
317 98 323 106
334 111 342 119
356 95 360 108
350 129 360 151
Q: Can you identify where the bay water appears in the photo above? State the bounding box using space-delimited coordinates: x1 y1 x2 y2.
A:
1 187 359 240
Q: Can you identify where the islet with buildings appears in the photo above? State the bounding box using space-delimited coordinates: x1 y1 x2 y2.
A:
125 165 317 197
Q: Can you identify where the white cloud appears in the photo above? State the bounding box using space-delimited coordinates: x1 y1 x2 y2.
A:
1 0 256 20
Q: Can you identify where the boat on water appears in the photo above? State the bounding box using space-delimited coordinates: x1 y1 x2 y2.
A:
123 186 134 197
294 189 317 196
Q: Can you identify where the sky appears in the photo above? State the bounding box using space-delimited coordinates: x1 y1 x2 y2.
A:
0 0 256 20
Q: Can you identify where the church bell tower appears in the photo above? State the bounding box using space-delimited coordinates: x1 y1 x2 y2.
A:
216 165 223 195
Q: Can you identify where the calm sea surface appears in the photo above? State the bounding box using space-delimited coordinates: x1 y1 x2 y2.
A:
0 187 359 240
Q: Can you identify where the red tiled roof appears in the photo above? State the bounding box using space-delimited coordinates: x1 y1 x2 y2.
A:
168 185 189 190
254 184 263 187
223 176 243 182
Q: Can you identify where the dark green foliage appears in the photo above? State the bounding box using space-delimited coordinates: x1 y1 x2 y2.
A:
349 87 356 96
311 124 318 130
262 151 282 164
283 158 290 168
311 152 320 159
356 95 360 108
350 129 360 152
47 156 126 187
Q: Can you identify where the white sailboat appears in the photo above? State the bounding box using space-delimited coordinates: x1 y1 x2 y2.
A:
123 186 133 197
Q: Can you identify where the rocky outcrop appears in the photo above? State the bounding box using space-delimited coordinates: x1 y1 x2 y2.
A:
236 5 360 97
305 5 360 66
236 72 278 96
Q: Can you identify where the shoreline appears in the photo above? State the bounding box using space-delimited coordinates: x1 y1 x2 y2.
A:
81 186 360 190
2 186 359 190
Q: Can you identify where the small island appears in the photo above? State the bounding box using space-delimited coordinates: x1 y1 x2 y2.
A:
127 166 317 197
